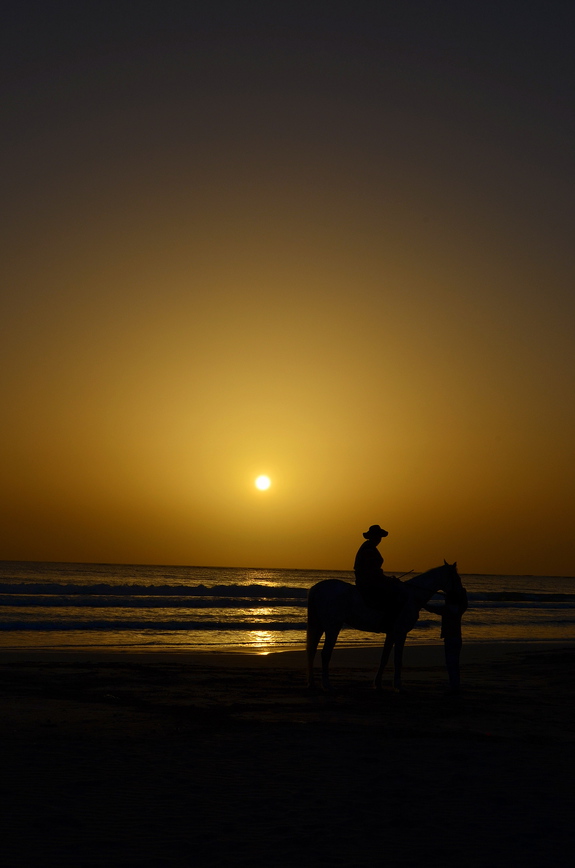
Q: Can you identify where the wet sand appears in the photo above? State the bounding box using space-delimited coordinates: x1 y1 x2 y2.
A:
1 643 574 867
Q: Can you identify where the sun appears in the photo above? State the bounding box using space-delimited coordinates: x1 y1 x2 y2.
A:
255 475 271 491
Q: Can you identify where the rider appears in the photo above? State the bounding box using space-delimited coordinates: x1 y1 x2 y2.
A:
354 525 408 616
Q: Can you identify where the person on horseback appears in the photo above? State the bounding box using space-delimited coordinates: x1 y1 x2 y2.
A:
354 525 408 617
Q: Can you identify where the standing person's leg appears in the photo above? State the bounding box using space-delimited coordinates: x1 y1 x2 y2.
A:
443 636 462 693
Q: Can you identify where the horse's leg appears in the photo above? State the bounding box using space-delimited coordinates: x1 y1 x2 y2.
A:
320 628 340 692
374 633 394 690
306 592 325 688
389 599 419 692
392 634 407 692
306 624 323 689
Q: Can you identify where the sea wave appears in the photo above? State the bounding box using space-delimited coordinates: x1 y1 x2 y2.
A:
0 583 308 598
2 582 573 603
0 619 304 632
470 591 575 603
0 594 307 608
1 584 574 615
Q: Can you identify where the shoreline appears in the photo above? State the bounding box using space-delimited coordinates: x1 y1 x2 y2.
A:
0 639 573 666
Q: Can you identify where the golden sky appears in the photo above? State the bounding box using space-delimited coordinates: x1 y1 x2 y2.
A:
1 3 574 574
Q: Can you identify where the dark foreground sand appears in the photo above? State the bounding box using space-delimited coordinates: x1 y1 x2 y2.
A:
1 643 574 867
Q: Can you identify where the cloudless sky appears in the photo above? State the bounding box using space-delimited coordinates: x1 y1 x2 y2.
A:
1 1 574 574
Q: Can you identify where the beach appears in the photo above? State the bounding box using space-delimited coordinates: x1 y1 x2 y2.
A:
1 642 574 867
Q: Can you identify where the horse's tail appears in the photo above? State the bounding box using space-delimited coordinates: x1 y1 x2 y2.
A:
306 584 324 686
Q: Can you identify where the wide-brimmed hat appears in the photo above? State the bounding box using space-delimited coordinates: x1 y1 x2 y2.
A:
363 525 388 539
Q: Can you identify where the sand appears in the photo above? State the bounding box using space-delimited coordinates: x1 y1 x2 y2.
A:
1 642 574 867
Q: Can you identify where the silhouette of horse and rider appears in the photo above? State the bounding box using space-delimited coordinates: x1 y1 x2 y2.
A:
307 524 467 692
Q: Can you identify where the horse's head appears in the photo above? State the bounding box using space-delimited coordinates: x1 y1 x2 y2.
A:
439 559 462 593
405 560 463 600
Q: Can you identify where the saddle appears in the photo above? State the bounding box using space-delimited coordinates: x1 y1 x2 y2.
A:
345 586 395 633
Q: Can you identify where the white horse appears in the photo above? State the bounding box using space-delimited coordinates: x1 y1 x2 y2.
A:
306 561 462 692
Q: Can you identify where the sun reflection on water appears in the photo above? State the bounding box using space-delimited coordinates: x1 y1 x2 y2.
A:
247 630 276 655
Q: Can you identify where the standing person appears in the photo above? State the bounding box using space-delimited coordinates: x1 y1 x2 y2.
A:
354 525 405 615
424 585 468 695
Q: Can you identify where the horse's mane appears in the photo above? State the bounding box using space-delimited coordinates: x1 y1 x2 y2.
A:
405 562 460 585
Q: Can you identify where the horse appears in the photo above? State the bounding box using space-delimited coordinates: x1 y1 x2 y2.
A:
306 560 462 692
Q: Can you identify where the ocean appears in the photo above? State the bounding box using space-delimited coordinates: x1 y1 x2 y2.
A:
0 561 573 654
